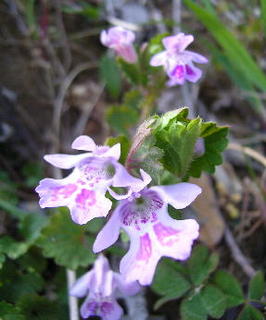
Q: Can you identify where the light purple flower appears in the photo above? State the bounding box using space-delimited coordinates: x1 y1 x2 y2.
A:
100 26 137 63
93 183 201 285
70 254 140 320
150 33 208 86
36 135 149 225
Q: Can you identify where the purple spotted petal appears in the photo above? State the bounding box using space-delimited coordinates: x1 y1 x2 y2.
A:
71 135 96 151
101 144 121 161
150 183 201 209
69 189 112 224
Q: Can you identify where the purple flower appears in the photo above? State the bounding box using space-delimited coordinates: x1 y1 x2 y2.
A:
93 183 201 285
36 135 149 225
70 254 140 320
100 26 137 63
150 33 208 86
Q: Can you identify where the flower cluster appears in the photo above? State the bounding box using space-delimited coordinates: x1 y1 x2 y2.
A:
36 135 201 318
100 27 208 86
70 255 140 320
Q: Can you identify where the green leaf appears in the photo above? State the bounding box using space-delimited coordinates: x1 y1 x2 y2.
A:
0 301 25 319
188 245 219 286
117 58 141 85
19 213 48 243
37 209 95 270
0 260 44 303
106 105 139 135
237 304 264 320
0 236 29 259
201 285 227 318
18 294 67 320
184 0 266 93
261 0 266 36
128 135 164 185
152 109 201 178
100 55 121 98
188 123 228 178
212 270 244 308
180 293 208 320
248 271 265 300
152 259 191 309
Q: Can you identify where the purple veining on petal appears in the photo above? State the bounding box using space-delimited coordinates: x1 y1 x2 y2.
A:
185 64 196 76
136 233 152 261
51 184 77 201
120 190 163 230
171 64 185 80
100 301 114 316
153 222 180 246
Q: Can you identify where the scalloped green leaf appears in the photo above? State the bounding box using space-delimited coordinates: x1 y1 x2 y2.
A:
100 55 121 98
37 210 96 270
248 271 265 300
180 293 208 320
237 304 264 320
106 105 139 135
188 245 219 286
188 123 228 178
152 259 191 309
212 270 244 308
201 285 227 318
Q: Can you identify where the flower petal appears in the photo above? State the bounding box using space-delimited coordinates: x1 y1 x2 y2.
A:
71 135 96 151
185 50 208 64
151 183 201 209
163 33 194 52
44 153 89 169
70 270 92 298
93 209 121 253
36 173 78 208
115 273 141 296
153 217 199 260
102 143 121 160
93 254 111 292
69 190 112 224
120 232 160 285
185 64 202 83
150 51 167 67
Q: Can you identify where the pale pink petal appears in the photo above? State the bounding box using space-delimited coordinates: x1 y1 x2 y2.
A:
44 153 89 169
36 173 79 208
153 217 199 260
151 183 201 209
117 45 137 63
150 51 167 67
185 64 202 83
185 50 208 63
93 209 121 253
71 135 96 151
69 190 112 224
109 26 135 44
115 274 141 296
120 232 160 285
163 33 194 52
102 143 121 160
70 270 93 298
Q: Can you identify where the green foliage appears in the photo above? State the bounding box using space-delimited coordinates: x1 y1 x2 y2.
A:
100 55 122 98
248 271 265 300
145 108 228 179
188 245 219 286
180 293 207 320
0 302 25 320
152 260 191 309
62 2 100 19
212 270 244 308
37 209 95 270
260 0 266 36
117 57 141 85
200 285 227 318
237 304 265 320
106 105 139 135
105 135 130 164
